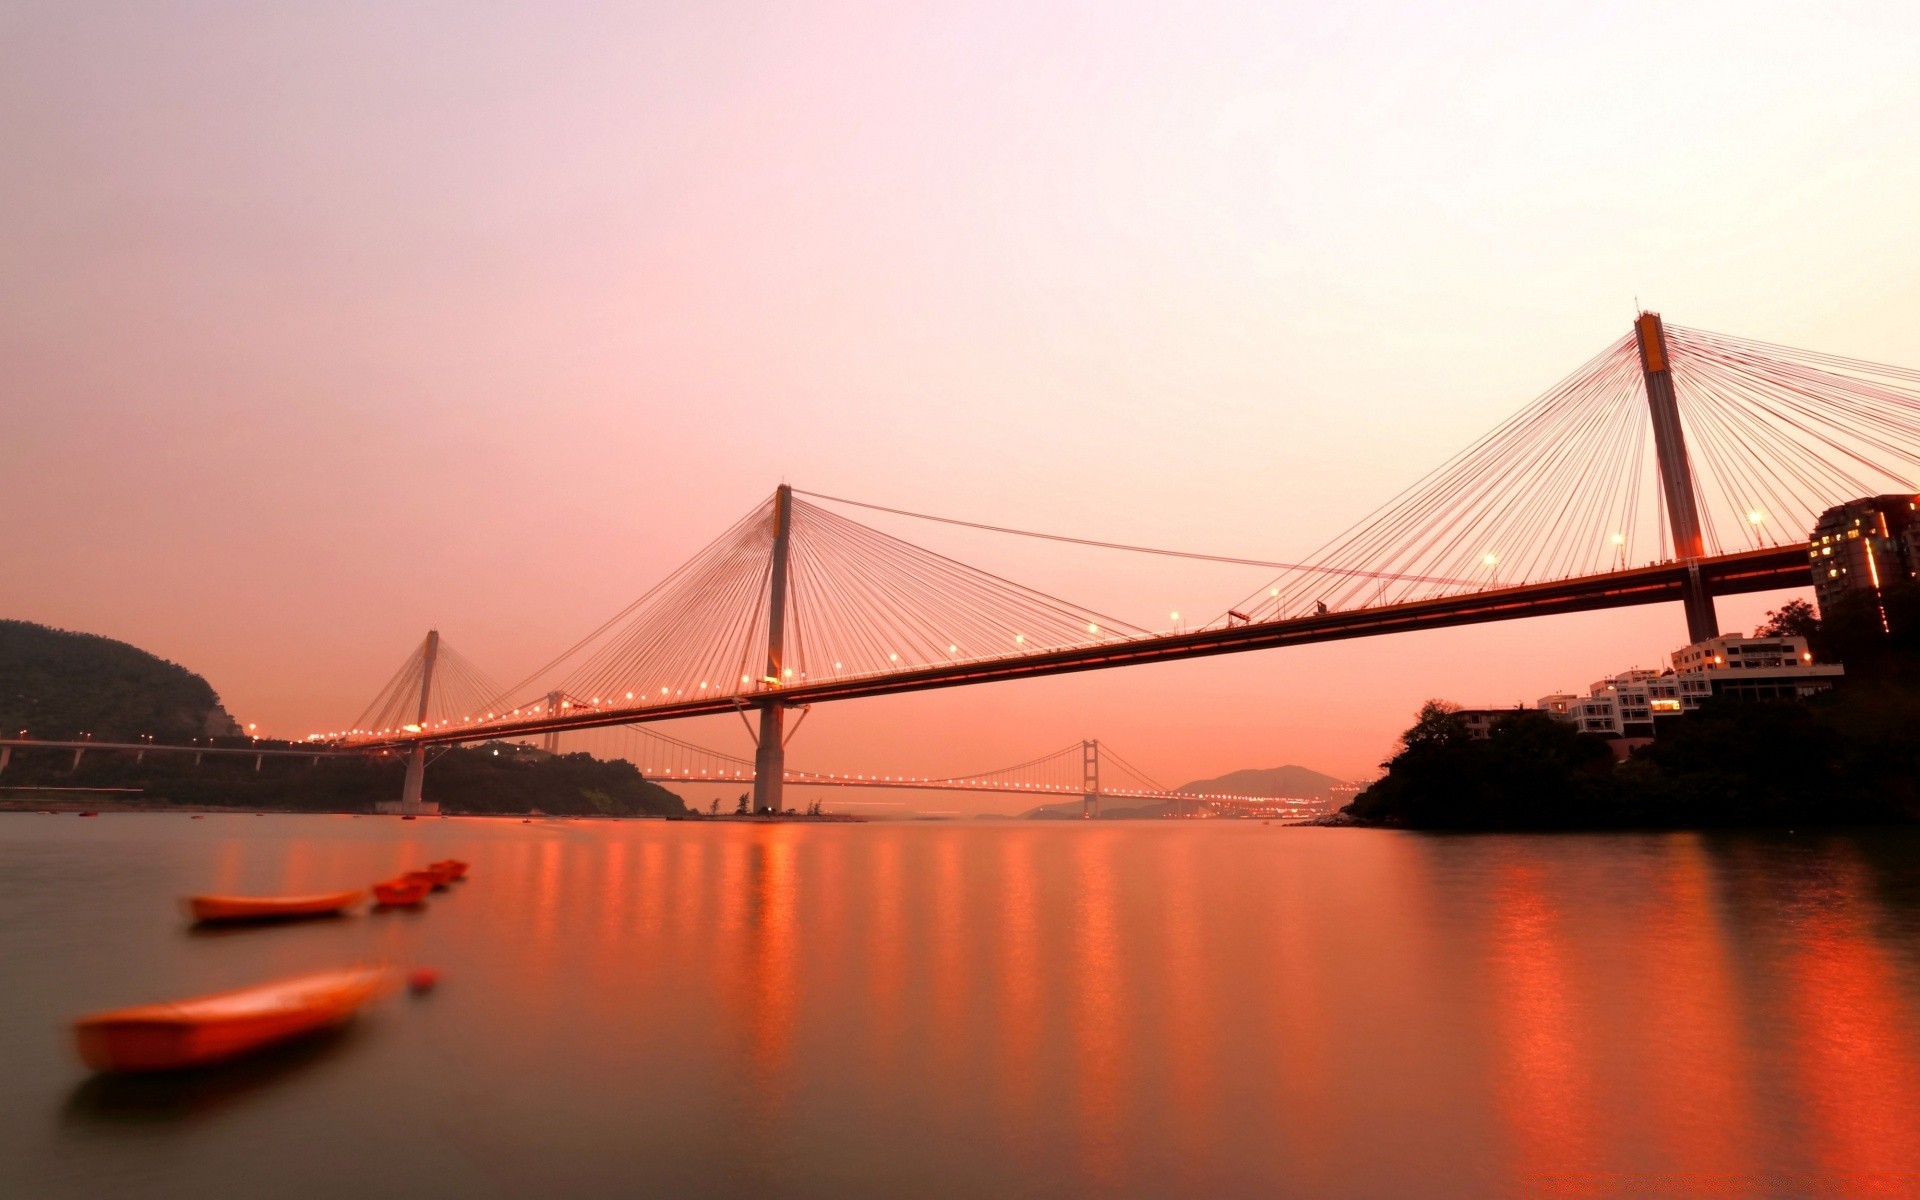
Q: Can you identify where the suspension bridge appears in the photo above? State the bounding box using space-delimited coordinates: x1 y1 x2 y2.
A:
525 725 1321 818
319 314 1920 815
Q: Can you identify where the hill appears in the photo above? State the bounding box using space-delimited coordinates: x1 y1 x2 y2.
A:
0 619 686 816
1177 764 1348 802
0 619 242 741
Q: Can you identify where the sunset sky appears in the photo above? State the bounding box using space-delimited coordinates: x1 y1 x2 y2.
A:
5 1 1919 807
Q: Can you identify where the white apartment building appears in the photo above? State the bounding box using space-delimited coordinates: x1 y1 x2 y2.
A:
1534 634 1842 739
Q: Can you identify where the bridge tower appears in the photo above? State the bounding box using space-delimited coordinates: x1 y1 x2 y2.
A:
1634 312 1720 643
398 629 439 817
752 485 795 815
541 691 563 753
1081 739 1100 819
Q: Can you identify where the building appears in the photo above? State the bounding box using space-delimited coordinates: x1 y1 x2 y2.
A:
1525 634 1842 744
1667 633 1844 701
1810 495 1920 613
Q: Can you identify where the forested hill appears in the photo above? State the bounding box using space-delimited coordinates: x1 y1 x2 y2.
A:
1177 764 1348 802
0 619 243 741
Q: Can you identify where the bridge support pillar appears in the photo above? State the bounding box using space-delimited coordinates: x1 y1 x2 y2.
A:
0 746 10 776
398 630 440 817
752 485 796 816
401 745 427 812
1081 739 1100 819
753 703 786 815
541 692 563 754
1636 312 1720 644
71 748 84 771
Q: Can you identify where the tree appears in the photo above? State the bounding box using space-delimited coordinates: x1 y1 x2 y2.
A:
1757 599 1819 641
1398 700 1469 753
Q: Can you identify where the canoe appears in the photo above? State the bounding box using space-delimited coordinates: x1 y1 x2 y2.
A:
185 889 364 923
73 965 400 1072
372 878 431 907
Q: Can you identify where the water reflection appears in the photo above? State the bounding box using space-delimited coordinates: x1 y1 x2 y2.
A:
10 818 1920 1199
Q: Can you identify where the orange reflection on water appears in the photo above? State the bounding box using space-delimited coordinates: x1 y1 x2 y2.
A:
598 836 629 952
1071 832 1126 1187
1156 834 1220 1182
863 830 907 1079
928 833 969 1084
993 830 1045 1149
1783 856 1920 1177
1263 856 1336 1191
740 832 798 1107
1634 837 1757 1175
1490 858 1598 1185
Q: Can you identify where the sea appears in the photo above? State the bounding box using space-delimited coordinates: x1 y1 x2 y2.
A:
4 813 1920 1198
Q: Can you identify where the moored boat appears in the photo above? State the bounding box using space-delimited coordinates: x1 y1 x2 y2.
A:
73 965 401 1072
372 877 431 907
426 859 468 884
185 889 364 923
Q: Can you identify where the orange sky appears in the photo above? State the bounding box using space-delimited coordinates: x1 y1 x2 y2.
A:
4 2 1917 806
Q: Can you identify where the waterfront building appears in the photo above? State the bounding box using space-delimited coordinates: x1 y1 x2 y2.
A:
1473 635 1846 747
1809 495 1920 613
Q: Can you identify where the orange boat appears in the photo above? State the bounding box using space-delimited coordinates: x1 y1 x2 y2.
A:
73 965 401 1072
185 889 364 923
372 878 431 907
427 859 468 883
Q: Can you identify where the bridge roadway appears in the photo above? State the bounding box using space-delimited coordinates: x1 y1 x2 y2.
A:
634 770 1319 808
359 543 1811 750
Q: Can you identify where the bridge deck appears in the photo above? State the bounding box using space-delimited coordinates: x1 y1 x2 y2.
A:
357 544 1810 749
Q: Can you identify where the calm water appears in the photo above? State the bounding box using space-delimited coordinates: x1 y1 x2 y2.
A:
5 815 1920 1198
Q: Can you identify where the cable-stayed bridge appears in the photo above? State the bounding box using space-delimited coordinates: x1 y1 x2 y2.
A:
325 315 1920 814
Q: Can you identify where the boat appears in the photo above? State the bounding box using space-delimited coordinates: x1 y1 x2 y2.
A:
372 878 431 907
185 889 364 923
401 869 447 892
427 859 468 884
72 965 401 1072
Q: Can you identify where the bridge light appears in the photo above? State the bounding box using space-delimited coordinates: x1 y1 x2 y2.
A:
1170 611 1179 621
1014 634 1025 644
1610 533 1625 545
888 652 898 662
1087 623 1099 634
1748 510 1767 525
626 692 634 700
403 724 421 733
947 644 957 654
1270 587 1279 597
1482 553 1498 567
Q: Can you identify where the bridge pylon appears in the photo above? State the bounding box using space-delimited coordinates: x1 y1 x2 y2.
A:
541 691 563 753
1635 312 1720 643
1081 739 1100 819
398 629 439 816
752 485 796 815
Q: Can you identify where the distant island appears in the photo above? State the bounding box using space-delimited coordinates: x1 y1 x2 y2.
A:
0 619 686 818
1343 594 1920 831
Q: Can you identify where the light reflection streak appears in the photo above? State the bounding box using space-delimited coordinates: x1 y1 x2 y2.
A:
1071 832 1126 1188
